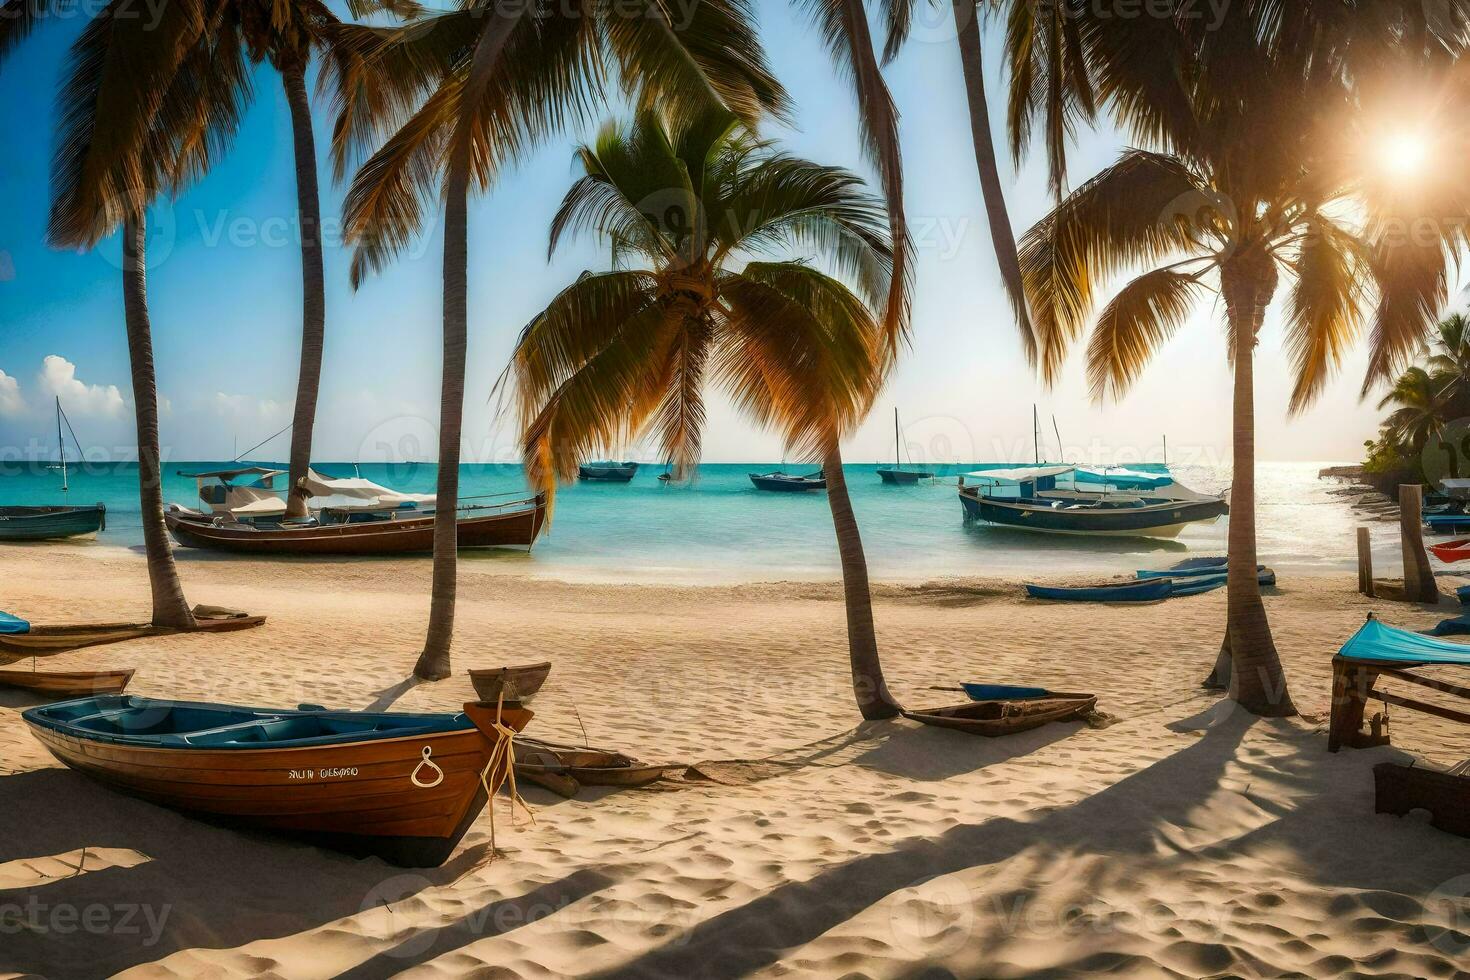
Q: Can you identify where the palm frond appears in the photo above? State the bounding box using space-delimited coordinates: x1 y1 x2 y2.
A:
1283 217 1369 413
1085 267 1211 402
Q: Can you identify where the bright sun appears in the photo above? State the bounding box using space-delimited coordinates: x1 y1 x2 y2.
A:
1381 131 1430 178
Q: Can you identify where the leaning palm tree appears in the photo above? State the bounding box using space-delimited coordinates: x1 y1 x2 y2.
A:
508 109 903 718
341 0 787 680
1018 14 1470 715
3 3 252 627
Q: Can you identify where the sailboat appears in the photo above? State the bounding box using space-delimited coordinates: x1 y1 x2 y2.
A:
0 398 106 542
876 408 933 484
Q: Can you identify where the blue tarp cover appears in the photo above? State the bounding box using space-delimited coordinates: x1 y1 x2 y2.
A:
0 611 30 635
1340 617 1470 666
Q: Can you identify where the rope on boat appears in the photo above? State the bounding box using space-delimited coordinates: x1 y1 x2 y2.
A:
477 692 535 859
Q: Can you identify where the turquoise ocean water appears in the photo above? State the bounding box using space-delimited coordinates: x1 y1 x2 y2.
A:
0 460 1386 582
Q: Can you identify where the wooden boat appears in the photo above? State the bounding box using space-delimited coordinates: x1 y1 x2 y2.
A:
24 695 534 866
0 668 134 697
0 505 107 542
876 408 933 484
468 662 552 703
1373 762 1470 838
1026 579 1173 603
578 461 638 482
1430 538 1470 563
959 466 1227 538
513 739 674 797
164 493 547 555
750 471 826 492
0 606 264 661
903 693 1097 737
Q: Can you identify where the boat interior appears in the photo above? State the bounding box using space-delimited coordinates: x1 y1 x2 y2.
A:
29 696 466 748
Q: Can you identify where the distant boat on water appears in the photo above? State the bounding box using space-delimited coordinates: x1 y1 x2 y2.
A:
959 465 1228 539
0 398 105 542
750 471 827 492
876 408 933 485
578 461 638 482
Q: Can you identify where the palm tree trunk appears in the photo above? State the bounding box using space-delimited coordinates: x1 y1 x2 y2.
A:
281 58 326 519
951 0 1033 351
121 213 196 630
822 439 901 720
1220 253 1295 717
412 145 471 682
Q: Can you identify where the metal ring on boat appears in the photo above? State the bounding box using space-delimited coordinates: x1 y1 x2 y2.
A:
411 745 444 788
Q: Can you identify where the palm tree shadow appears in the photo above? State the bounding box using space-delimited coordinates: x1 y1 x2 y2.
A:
362 674 423 712
851 721 1087 782
591 711 1257 980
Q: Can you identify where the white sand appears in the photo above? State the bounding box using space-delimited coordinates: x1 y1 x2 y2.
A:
3 545 1470 978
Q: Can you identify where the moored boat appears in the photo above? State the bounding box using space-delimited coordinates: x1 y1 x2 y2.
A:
902 692 1097 737
0 668 134 697
0 505 106 542
164 493 547 555
876 408 933 484
750 471 826 492
468 662 552 703
1430 538 1470 563
959 465 1228 538
24 695 534 866
578 461 638 482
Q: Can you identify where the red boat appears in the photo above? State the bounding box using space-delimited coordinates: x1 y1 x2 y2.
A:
1430 538 1470 563
165 494 547 556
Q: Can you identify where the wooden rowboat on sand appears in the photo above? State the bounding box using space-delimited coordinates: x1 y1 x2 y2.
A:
0 668 134 698
468 662 552 703
24 695 533 867
0 606 264 662
903 692 1097 737
514 739 675 798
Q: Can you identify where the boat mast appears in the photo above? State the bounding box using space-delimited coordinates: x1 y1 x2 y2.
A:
894 407 901 470
1033 405 1041 464
1163 434 1168 467
55 396 68 492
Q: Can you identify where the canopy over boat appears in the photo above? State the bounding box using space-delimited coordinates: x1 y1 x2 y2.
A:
963 465 1075 485
1075 466 1174 491
303 469 436 509
1338 617 1470 667
177 466 285 483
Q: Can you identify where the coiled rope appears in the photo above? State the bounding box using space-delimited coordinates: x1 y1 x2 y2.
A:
476 693 535 858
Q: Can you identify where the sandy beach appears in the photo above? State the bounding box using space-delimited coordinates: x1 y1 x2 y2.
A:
1 546 1469 979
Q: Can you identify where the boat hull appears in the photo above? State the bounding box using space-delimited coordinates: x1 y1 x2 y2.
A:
0 608 265 660
578 463 637 482
1026 580 1173 603
165 496 547 555
903 694 1096 737
0 505 105 541
750 474 827 492
0 668 134 697
960 490 1226 538
469 662 552 703
877 468 932 484
24 697 532 866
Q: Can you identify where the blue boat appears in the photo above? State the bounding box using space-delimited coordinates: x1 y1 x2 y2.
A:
0 505 106 541
1425 513 1470 534
0 612 30 635
1137 562 1264 581
1159 568 1277 597
1026 579 1173 603
959 466 1228 539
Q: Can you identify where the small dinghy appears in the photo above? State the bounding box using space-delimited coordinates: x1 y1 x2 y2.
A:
903 693 1097 737
1136 561 1263 580
0 606 264 661
0 667 134 697
513 739 675 798
1026 579 1172 603
749 471 826 492
1430 539 1470 564
1164 568 1277 598
578 461 638 482
468 662 552 703
24 695 532 866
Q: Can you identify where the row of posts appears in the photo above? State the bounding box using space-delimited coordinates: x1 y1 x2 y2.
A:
1356 484 1439 603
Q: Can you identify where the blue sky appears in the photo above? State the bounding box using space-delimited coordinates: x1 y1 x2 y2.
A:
0 2 1426 468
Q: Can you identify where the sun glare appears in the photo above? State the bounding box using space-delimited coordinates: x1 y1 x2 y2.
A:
1381 131 1430 178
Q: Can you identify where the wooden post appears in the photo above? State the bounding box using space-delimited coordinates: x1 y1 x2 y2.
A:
1400 484 1440 603
1357 526 1375 598
1328 659 1381 752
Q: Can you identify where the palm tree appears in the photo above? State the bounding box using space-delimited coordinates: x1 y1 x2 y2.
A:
340 0 787 680
509 110 902 717
2 2 255 627
1378 367 1454 454
1017 12 1469 716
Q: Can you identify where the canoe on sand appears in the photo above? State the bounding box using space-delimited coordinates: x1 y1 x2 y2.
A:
0 606 264 661
0 668 134 697
903 693 1097 737
1026 579 1172 603
24 695 533 867
1430 538 1470 564
514 739 675 797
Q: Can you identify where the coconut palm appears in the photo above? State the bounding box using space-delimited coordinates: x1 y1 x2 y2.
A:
508 109 902 717
340 0 787 680
1017 11 1470 716
0 3 256 627
1378 367 1453 454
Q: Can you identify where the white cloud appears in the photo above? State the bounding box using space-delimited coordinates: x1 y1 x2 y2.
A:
0 370 22 416
38 355 125 417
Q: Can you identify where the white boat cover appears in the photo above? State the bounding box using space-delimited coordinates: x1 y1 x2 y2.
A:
963 465 1075 484
303 469 436 508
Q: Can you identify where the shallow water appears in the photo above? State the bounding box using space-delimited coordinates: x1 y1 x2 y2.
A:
0 459 1398 582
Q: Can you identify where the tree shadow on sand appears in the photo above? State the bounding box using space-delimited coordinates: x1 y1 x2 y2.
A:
594 707 1396 980
0 768 611 978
